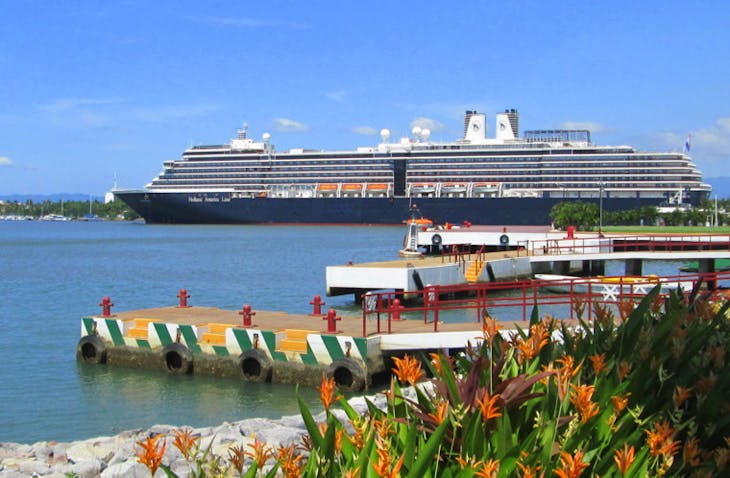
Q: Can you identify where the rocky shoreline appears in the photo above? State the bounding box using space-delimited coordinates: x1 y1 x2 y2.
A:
0 392 391 477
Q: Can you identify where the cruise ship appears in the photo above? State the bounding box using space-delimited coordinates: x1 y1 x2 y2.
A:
113 109 711 225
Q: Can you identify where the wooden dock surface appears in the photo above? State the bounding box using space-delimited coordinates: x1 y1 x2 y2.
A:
107 306 534 338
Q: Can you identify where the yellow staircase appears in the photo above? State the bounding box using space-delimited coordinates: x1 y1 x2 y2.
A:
125 318 154 339
201 323 233 345
277 329 315 353
465 259 486 282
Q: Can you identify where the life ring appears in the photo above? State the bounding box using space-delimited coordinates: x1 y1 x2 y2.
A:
431 234 442 246
76 335 107 364
499 234 509 245
238 349 273 382
327 358 367 392
161 343 193 374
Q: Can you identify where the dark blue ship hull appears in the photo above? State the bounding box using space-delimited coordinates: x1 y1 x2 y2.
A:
115 191 670 225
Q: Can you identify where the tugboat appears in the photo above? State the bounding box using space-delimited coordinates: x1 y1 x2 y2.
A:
399 205 432 257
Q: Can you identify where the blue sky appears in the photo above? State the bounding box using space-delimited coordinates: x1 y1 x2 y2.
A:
1 0 729 195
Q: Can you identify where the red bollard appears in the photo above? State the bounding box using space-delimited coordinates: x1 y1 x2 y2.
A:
391 298 404 321
99 296 114 317
177 288 190 308
239 304 256 327
322 308 341 334
309 295 325 316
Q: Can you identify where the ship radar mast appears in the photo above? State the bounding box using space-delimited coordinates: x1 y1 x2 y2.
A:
237 123 249 139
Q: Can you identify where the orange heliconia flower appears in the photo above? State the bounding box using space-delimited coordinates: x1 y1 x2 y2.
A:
708 344 725 369
342 466 362 478
135 433 166 476
696 372 717 394
569 384 600 423
429 399 449 426
683 437 701 467
172 428 199 460
429 352 454 375
592 302 614 326
392 354 424 385
516 461 542 478
613 443 636 476
646 419 680 459
672 385 693 408
474 458 500 478
572 296 586 320
612 393 631 415
516 322 549 363
277 443 305 478
589 353 608 375
227 443 246 474
554 449 589 478
555 356 582 401
475 389 502 422
618 300 635 322
318 374 343 411
482 312 502 345
372 435 404 478
245 435 274 470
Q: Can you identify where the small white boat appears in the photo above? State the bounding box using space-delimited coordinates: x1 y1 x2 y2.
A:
534 274 694 300
40 214 72 221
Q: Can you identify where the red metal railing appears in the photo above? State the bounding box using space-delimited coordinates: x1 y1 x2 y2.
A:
523 234 730 256
361 271 730 336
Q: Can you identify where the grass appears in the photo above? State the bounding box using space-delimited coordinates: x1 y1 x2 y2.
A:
601 225 730 234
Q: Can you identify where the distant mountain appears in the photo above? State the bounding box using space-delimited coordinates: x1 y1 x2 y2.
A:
0 193 104 202
705 177 730 199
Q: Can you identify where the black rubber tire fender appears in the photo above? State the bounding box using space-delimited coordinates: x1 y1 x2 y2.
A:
161 342 193 374
499 234 509 245
238 348 273 382
431 233 442 246
327 357 366 392
76 335 107 364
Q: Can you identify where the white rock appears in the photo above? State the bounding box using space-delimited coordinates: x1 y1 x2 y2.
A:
66 442 114 463
101 460 151 478
18 459 51 475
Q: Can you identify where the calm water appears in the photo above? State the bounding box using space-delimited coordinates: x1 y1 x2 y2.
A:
0 221 693 444
0 221 404 444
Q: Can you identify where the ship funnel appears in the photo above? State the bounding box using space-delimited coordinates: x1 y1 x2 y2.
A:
495 109 519 141
463 110 487 143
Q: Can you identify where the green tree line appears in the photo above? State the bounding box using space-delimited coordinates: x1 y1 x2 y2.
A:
550 200 729 230
0 199 138 220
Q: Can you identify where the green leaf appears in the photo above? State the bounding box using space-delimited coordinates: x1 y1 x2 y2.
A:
406 419 449 478
297 394 323 450
159 464 179 478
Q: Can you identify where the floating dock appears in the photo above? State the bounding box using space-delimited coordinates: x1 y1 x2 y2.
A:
77 294 530 392
326 230 730 299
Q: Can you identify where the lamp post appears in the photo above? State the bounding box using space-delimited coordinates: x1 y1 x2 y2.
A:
598 181 604 236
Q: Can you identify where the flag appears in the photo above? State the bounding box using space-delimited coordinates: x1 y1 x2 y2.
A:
683 134 692 153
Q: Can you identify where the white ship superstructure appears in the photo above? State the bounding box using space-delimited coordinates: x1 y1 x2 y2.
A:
114 109 711 225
